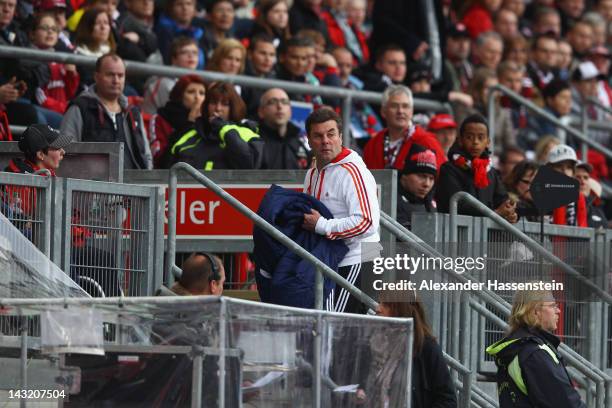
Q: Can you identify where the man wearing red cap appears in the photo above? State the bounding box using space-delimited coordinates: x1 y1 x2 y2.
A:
427 113 457 155
363 85 447 172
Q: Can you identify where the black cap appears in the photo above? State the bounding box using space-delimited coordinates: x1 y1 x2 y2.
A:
18 124 71 154
406 62 431 85
448 23 470 38
542 79 570 99
402 144 437 176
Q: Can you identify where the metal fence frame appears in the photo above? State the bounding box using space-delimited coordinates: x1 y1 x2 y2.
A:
0 296 415 408
57 178 164 297
0 172 53 257
0 45 451 148
381 210 612 408
0 142 124 183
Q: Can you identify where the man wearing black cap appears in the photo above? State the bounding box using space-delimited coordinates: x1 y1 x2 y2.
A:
397 144 437 229
5 124 71 175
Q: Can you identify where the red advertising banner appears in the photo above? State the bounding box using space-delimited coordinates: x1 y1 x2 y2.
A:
164 184 303 238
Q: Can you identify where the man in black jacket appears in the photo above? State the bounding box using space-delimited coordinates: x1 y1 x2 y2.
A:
258 88 310 169
60 54 153 169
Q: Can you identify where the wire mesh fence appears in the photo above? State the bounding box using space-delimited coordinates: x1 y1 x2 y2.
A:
62 180 160 298
0 173 52 256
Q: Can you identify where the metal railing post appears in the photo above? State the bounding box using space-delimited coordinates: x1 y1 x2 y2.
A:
581 103 589 162
342 95 352 148
312 314 322 408
314 267 324 310
20 317 27 408
487 87 497 151
166 168 180 286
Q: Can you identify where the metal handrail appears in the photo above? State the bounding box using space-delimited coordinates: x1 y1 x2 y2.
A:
566 116 612 198
587 96 612 116
0 45 450 147
486 84 612 160
449 191 612 304
379 210 612 407
166 162 378 311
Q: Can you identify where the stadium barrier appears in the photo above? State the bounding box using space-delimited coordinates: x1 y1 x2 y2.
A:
0 172 164 297
0 141 125 182
382 210 612 408
0 45 451 148
0 296 414 408
0 172 52 257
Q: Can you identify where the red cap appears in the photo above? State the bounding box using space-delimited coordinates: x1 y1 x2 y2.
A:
427 114 457 131
34 0 67 9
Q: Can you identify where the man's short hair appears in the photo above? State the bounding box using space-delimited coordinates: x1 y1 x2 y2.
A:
381 84 413 109
170 36 198 59
179 252 221 291
497 60 524 78
531 33 558 51
279 36 314 55
542 79 571 99
259 87 289 106
459 113 489 137
248 33 275 52
375 44 405 64
534 6 560 23
499 145 526 164
475 31 503 48
95 53 123 72
305 107 342 135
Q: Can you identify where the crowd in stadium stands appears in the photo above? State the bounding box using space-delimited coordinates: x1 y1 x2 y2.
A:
0 0 611 231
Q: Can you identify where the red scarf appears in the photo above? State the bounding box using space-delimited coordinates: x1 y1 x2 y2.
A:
453 155 490 189
552 193 588 227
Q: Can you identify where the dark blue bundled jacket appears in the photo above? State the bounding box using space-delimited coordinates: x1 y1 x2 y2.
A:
253 185 348 309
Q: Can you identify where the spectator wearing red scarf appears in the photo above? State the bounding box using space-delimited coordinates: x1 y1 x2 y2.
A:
435 114 517 224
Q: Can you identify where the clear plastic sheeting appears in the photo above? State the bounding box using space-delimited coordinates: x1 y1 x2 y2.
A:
0 297 413 408
41 308 104 355
0 211 88 299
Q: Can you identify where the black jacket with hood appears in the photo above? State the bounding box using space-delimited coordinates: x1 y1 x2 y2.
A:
486 326 585 408
435 146 508 215
259 121 310 169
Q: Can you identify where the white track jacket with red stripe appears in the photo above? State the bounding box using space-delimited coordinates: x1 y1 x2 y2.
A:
304 148 380 267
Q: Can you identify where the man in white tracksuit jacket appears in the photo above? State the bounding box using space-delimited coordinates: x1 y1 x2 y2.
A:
302 108 381 313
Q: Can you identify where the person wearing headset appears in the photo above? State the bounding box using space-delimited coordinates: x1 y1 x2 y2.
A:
171 252 225 296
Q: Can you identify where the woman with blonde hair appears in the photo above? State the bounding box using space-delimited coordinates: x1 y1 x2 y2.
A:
206 38 246 75
486 289 585 407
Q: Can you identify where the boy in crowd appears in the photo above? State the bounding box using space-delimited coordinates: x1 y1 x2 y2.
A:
397 144 437 229
435 114 517 223
575 161 608 229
